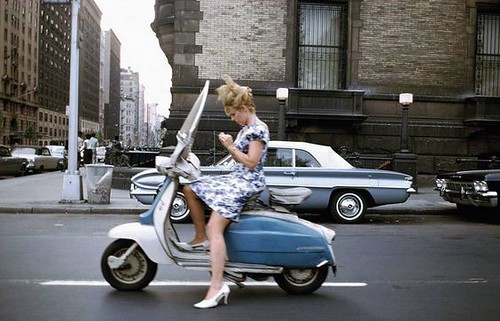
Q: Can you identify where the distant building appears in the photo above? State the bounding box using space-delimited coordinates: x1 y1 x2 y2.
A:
78 0 102 134
144 103 159 146
0 0 40 145
120 67 140 146
38 1 72 146
101 30 121 140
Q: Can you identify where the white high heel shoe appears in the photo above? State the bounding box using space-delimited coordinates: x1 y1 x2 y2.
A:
194 284 230 309
177 240 209 252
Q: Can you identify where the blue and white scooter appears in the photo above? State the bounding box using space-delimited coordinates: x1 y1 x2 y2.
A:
100 81 337 294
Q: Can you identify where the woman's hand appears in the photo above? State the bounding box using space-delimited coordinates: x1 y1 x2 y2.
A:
219 132 263 170
218 132 233 148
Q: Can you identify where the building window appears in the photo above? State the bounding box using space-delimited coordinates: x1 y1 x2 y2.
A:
476 8 500 96
297 1 347 90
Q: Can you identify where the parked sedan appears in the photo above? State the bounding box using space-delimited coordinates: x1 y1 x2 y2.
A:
0 145 28 177
130 141 414 223
46 145 68 170
435 169 499 213
11 145 65 173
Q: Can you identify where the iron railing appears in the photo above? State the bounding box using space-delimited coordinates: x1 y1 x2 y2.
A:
476 11 500 96
298 2 347 90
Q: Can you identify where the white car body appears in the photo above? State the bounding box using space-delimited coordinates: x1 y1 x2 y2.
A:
11 146 64 173
130 140 414 223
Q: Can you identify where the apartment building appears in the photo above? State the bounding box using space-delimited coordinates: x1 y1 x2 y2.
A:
151 0 500 174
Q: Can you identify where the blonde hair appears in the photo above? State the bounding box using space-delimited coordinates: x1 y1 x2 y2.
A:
216 75 256 115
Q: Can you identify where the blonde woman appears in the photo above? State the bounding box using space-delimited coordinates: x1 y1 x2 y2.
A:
180 75 270 308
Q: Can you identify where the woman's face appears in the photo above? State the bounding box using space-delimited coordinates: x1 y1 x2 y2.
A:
227 106 249 126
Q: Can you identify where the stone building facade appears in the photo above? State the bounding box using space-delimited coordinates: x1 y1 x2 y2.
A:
152 0 500 174
0 0 40 145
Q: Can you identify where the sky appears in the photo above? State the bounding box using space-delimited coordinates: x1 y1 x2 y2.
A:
93 0 172 117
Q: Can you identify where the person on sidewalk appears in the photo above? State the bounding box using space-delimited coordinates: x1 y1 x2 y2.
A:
77 131 84 167
179 75 270 308
86 133 99 164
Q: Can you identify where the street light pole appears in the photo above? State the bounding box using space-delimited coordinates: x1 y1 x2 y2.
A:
61 0 83 202
399 93 413 153
276 88 289 141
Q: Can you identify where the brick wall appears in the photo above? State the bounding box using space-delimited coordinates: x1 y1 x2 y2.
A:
196 0 287 81
358 0 469 92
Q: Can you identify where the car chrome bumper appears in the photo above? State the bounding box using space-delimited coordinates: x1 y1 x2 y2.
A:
438 188 498 208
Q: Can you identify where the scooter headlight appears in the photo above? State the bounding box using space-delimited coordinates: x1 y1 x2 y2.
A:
473 180 489 193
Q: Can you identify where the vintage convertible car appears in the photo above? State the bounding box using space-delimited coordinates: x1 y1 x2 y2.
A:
130 141 414 224
435 169 500 212
0 145 28 177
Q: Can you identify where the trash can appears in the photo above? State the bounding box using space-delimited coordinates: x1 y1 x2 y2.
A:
86 164 114 204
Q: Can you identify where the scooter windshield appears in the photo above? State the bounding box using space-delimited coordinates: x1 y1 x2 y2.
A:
170 80 210 165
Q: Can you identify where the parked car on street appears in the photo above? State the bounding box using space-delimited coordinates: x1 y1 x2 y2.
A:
11 145 65 173
435 169 500 213
130 141 415 223
0 145 28 177
46 145 68 170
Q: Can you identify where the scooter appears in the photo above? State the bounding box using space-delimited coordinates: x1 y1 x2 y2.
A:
100 81 337 294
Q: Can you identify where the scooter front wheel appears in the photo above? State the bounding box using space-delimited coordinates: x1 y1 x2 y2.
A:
274 266 328 294
101 239 158 291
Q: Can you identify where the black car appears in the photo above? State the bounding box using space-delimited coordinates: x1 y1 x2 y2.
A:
435 169 500 213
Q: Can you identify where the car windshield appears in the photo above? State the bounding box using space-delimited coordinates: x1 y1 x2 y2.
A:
47 146 65 156
12 148 36 155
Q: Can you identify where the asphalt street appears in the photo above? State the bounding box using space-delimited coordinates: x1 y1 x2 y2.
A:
1 213 499 321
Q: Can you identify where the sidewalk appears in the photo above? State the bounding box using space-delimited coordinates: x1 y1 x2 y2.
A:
0 169 148 215
0 170 456 215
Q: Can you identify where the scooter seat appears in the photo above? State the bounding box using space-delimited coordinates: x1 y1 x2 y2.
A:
268 187 312 205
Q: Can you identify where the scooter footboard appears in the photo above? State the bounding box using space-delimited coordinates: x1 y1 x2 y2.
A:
108 222 173 264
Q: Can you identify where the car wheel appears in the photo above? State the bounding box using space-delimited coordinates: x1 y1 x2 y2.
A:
15 164 27 177
273 266 328 294
170 192 191 223
100 239 157 291
56 160 65 171
330 191 366 224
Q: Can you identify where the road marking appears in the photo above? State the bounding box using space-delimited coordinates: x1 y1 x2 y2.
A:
39 280 368 287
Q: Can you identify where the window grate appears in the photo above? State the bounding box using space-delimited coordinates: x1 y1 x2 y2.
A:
298 2 347 90
476 12 500 96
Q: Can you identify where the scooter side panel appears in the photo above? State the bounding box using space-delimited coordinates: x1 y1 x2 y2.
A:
225 215 333 268
108 222 173 264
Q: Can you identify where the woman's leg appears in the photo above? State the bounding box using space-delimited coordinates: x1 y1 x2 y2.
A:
204 212 231 299
182 185 208 244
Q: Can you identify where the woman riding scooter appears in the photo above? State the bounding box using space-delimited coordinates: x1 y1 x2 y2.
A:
179 75 270 309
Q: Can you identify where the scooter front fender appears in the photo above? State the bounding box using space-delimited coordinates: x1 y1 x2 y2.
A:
108 222 173 264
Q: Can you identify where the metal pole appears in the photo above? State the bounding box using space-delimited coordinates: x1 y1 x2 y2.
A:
61 0 83 202
278 100 286 141
400 105 409 153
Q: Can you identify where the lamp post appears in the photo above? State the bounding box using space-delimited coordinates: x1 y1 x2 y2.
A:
399 93 413 153
60 0 83 202
276 88 288 141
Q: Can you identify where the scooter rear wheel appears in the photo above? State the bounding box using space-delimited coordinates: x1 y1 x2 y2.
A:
101 239 158 291
274 266 328 294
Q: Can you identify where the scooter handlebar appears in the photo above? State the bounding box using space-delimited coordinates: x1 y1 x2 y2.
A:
155 153 201 181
